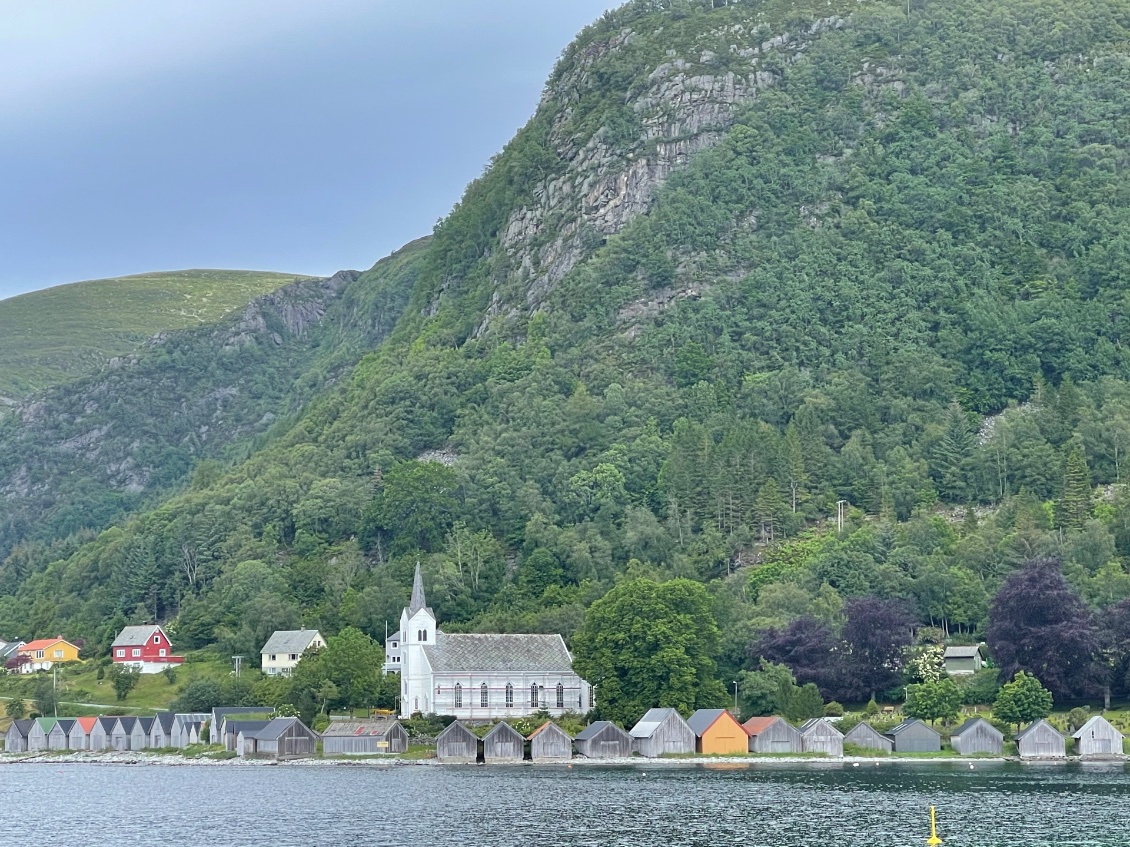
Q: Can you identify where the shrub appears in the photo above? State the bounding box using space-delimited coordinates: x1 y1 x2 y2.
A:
823 701 844 717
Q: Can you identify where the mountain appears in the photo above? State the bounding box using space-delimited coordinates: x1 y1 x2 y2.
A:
0 270 309 402
2 0 1130 687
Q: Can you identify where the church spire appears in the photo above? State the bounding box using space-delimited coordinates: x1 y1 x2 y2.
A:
409 561 427 614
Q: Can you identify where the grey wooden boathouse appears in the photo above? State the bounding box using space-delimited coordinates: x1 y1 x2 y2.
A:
435 721 479 763
149 713 175 748
321 717 408 755
483 721 525 762
573 721 632 758
528 721 572 762
950 717 1003 755
886 719 941 753
240 717 318 760
1073 716 1124 756
4 719 32 752
630 708 695 757
89 716 116 751
1016 719 1066 759
743 716 802 754
49 719 74 751
800 718 844 757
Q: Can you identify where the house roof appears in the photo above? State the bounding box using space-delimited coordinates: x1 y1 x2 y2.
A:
575 721 626 741
260 629 322 656
252 717 313 741
888 719 940 737
0 641 23 659
111 625 162 647
943 645 983 659
630 708 686 738
75 717 97 733
423 633 574 674
528 721 570 742
952 717 1002 738
687 709 739 737
321 718 402 738
1015 719 1062 741
1072 715 1122 739
21 637 74 652
743 716 786 736
386 630 402 643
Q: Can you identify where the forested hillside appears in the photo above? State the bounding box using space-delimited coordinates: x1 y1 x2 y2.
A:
3 0 1130 710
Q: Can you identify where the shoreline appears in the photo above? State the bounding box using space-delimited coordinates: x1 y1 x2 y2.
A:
1 751 1125 768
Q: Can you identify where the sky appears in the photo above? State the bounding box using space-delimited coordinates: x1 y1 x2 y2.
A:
0 0 619 298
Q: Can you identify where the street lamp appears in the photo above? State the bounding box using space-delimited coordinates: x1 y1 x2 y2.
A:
732 680 739 714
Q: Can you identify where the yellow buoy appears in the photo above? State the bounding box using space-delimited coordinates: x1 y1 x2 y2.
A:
926 805 943 846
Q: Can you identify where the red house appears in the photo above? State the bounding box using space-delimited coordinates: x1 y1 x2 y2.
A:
111 625 184 674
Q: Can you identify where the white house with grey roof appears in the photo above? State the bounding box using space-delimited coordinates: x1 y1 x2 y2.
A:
397 563 591 719
260 628 325 676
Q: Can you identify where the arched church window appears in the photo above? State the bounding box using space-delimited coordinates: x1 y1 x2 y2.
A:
454 683 463 708
556 683 564 708
414 696 419 712
505 683 514 708
480 683 488 708
530 683 539 708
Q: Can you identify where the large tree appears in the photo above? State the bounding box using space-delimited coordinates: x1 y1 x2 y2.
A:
755 616 843 698
993 671 1053 729
572 578 727 726
841 597 915 701
987 557 1096 699
1096 597 1130 709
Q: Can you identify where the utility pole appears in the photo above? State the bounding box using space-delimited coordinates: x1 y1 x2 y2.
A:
232 655 243 678
53 665 58 718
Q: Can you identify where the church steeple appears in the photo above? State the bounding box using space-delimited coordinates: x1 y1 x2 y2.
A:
409 561 427 614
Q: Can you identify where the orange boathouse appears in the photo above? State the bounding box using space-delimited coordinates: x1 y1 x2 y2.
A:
687 709 749 755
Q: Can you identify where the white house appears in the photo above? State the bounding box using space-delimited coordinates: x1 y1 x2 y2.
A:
396 563 591 720
260 628 325 676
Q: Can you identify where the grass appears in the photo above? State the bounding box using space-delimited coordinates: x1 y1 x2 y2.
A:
0 269 308 400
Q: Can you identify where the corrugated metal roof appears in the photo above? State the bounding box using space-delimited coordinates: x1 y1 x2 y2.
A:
575 721 624 741
54 719 76 733
888 719 939 736
116 716 138 732
111 625 161 647
423 632 574 673
76 717 98 733
153 713 175 733
687 709 732 737
252 717 313 741
321 718 401 737
10 719 33 737
801 718 842 736
35 717 57 732
260 629 322 655
743 716 784 736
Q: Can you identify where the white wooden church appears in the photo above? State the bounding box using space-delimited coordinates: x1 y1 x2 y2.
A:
385 565 592 720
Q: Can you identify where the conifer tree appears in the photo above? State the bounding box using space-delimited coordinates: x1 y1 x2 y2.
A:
1056 443 1093 531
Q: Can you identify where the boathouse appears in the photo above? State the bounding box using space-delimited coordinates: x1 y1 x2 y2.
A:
70 717 96 751
1073 716 1124 757
573 721 632 758
687 709 748 755
89 716 116 751
800 718 844 757
631 708 695 758
27 718 53 753
483 721 525 763
1016 719 1066 759
950 717 1003 756
321 717 408 755
886 719 941 753
528 721 572 762
149 713 175 748
49 719 74 751
239 717 318 760
743 716 802 754
435 721 480 763
5 719 32 752
844 722 893 754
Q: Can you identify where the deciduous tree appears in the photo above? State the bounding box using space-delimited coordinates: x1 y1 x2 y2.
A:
993 671 1053 729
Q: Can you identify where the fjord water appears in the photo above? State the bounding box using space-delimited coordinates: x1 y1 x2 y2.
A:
8 761 1129 846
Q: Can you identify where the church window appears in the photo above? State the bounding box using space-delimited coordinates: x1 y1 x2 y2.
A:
505 684 513 708
414 697 419 712
589 686 595 708
556 683 564 708
530 683 539 708
454 684 463 708
480 683 488 707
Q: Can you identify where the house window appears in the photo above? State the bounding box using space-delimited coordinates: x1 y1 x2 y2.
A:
454 683 463 708
289 653 298 661
505 684 513 708
392 641 398 648
116 649 125 658
132 648 141 658
159 649 166 657
556 683 564 709
153 635 161 645
530 683 539 708
480 683 488 708
35 650 44 659
54 650 64 659
270 654 277 661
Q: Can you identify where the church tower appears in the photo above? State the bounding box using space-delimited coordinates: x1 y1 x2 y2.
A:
399 562 436 717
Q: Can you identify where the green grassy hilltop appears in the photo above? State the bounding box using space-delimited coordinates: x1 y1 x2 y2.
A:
0 269 307 399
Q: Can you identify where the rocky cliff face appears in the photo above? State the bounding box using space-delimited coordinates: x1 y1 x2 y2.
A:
479 15 844 330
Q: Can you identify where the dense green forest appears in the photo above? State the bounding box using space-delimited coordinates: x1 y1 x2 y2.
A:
3 0 1130 714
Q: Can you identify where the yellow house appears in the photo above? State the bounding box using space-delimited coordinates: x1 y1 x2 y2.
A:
17 637 80 673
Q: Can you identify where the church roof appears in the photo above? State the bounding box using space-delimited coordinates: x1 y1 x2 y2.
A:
423 633 574 674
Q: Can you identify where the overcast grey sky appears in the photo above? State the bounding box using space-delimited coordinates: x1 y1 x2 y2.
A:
0 1 618 298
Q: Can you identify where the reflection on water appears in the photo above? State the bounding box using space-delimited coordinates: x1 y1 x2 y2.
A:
7 760 1129 847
